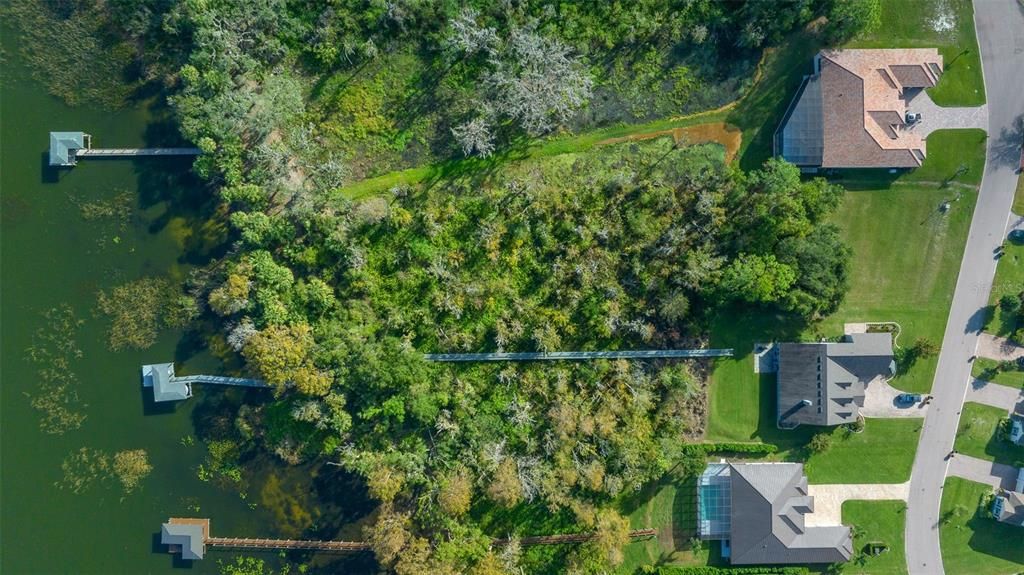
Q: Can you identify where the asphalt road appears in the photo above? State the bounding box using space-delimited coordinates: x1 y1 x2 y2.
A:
905 2 1024 574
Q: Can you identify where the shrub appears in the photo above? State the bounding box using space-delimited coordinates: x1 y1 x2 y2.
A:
808 433 833 454
641 566 810 575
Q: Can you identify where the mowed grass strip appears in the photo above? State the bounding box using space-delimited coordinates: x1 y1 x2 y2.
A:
940 477 1024 575
848 0 985 106
972 357 1024 389
842 500 908 575
954 402 1024 466
983 240 1024 337
804 418 921 484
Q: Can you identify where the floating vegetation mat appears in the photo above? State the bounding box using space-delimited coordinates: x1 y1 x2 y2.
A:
25 305 86 434
57 447 152 496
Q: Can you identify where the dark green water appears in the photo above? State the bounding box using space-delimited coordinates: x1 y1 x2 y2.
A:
0 27 282 574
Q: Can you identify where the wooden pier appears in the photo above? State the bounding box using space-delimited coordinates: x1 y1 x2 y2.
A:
76 147 201 159
48 131 201 167
206 537 369 552
162 518 656 560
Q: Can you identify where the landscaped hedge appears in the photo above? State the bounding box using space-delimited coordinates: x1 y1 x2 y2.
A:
640 566 810 575
680 442 779 456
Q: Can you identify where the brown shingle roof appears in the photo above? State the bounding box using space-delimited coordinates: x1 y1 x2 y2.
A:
779 49 943 168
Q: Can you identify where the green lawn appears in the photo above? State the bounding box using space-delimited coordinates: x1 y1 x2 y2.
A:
955 402 1024 466
617 475 722 573
848 0 985 106
804 419 921 483
815 182 978 394
940 477 1024 575
972 357 1024 389
983 241 1024 337
842 500 908 575
1014 175 1024 215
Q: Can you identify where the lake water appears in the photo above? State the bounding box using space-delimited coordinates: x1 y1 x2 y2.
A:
0 25 290 574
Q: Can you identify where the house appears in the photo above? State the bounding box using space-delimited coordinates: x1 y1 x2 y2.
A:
49 131 88 166
777 332 895 429
698 462 852 565
1009 407 1024 446
775 49 943 169
992 469 1024 527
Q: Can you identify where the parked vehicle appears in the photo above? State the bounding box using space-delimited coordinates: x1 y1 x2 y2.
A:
896 393 922 405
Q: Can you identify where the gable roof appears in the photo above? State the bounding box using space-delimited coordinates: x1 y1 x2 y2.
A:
778 333 894 427
995 490 1024 526
729 463 852 565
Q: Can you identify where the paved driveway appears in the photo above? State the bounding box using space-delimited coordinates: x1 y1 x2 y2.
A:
906 89 988 138
905 2 1024 574
966 378 1023 411
977 332 1024 361
947 453 1020 490
863 379 930 418
805 483 910 527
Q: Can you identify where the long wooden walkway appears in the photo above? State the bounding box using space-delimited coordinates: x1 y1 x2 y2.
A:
76 147 201 158
206 537 369 552
424 349 733 362
171 374 268 388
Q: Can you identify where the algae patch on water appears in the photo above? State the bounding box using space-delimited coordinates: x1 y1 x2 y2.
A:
24 305 86 434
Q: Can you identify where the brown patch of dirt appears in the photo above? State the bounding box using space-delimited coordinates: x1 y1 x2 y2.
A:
597 122 743 163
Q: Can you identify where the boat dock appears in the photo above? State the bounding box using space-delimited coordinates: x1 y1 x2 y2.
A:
49 131 200 167
160 518 654 561
142 363 268 403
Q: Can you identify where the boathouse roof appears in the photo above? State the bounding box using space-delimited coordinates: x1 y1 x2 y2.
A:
49 132 86 166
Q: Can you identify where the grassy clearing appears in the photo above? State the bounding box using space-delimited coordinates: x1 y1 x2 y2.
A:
940 477 1024 575
983 240 1024 337
842 500 908 575
814 182 977 394
848 0 985 107
955 402 1024 466
803 419 921 483
972 357 1024 389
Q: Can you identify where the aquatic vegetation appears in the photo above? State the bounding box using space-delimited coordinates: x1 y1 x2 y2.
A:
56 448 110 494
0 1 141 108
71 190 134 229
57 447 154 496
24 305 86 434
259 473 320 539
96 277 198 351
112 449 152 493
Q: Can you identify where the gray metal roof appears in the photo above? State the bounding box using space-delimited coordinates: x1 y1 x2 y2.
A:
161 522 205 560
49 132 85 166
995 491 1024 526
777 333 894 428
142 363 192 402
728 463 852 565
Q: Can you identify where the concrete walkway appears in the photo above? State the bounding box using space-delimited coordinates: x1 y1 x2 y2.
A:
1006 212 1024 235
906 89 988 138
966 378 1023 411
805 483 910 527
977 333 1024 362
905 2 1024 573
947 453 1020 490
862 379 930 418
